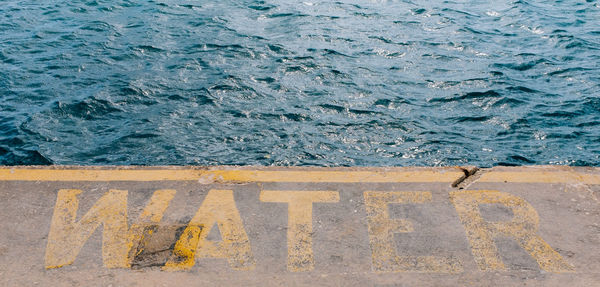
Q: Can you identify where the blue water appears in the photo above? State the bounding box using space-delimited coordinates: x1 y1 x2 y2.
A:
1 0 599 166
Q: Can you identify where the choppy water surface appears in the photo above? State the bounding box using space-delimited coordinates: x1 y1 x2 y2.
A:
1 0 599 166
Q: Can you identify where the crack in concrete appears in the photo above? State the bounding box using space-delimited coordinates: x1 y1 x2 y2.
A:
452 166 480 188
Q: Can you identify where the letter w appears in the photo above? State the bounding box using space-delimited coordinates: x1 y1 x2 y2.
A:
45 189 175 269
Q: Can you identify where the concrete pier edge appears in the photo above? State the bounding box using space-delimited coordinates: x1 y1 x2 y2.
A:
1 165 598 286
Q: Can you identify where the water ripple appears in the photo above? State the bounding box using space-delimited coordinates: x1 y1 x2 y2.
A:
1 0 599 167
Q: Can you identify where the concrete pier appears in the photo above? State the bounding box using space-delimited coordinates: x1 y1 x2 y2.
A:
0 166 598 286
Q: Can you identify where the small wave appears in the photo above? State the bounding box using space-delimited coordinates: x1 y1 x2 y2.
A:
319 103 345 113
429 90 502 103
134 45 164 53
450 115 491 123
79 20 114 32
492 59 552 71
53 97 123 120
498 155 536 166
266 13 308 19
547 67 592 76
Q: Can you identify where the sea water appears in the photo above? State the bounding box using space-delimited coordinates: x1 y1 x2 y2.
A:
1 0 599 166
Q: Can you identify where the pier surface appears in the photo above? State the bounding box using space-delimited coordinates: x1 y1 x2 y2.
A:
0 166 599 286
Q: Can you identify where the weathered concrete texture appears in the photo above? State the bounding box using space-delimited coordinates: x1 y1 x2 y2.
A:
0 166 598 286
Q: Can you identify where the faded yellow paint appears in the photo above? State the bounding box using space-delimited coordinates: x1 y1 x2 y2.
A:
260 190 340 272
450 190 574 273
363 191 462 273
45 189 176 269
0 168 463 183
163 189 255 271
479 171 600 184
209 170 462 183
